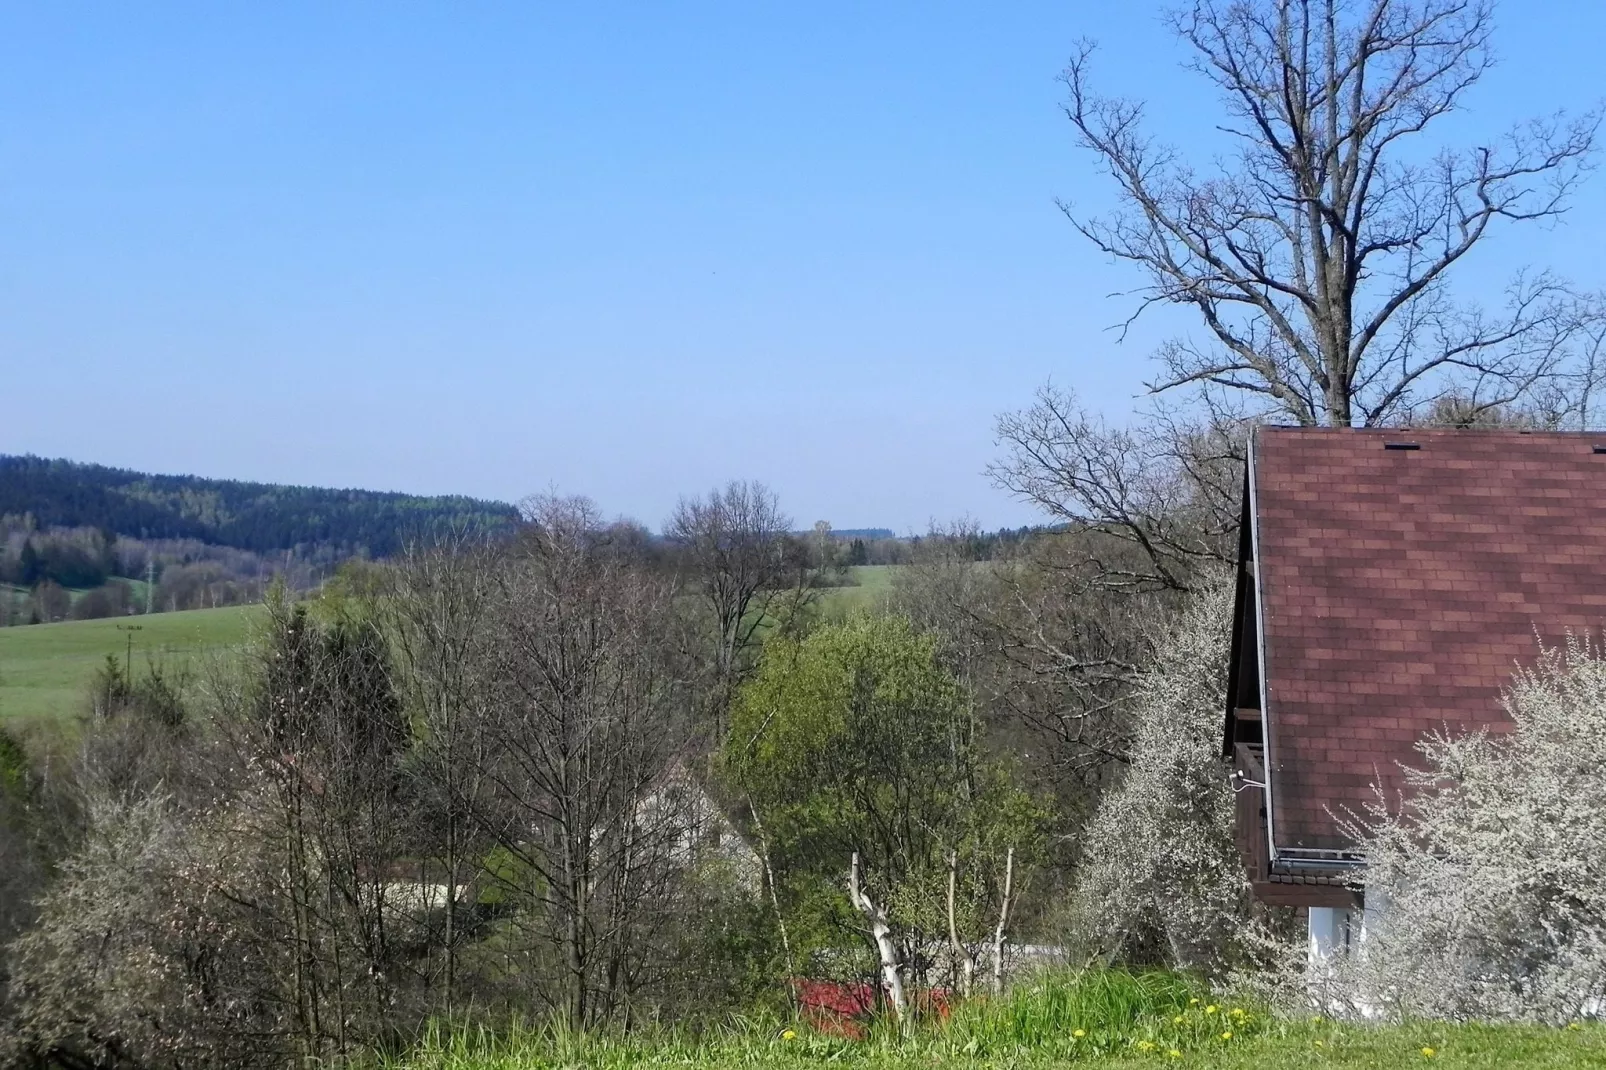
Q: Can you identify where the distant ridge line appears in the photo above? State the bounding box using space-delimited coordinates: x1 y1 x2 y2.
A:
0 454 519 558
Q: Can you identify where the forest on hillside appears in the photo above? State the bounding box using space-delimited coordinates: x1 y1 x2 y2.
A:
0 456 519 557
0 455 1048 625
0 457 521 623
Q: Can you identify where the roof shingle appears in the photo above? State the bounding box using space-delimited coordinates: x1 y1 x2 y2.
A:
1253 427 1606 852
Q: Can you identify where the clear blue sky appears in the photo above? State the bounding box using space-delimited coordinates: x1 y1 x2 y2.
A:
2 2 1602 531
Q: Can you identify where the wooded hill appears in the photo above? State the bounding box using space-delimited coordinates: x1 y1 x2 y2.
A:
0 455 519 557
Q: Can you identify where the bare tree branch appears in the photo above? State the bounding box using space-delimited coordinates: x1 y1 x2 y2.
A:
1061 0 1599 426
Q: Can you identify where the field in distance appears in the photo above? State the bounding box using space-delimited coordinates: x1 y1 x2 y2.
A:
823 564 896 615
0 606 259 723
0 566 900 724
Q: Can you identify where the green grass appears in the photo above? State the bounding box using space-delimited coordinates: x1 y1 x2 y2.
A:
385 1026 1606 1070
820 565 899 616
378 971 1606 1069
0 606 261 723
0 567 901 723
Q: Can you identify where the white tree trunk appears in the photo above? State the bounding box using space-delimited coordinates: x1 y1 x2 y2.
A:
989 846 1015 996
946 849 976 997
848 852 907 1022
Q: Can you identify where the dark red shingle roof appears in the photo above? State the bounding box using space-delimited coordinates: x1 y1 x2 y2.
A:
1252 427 1606 853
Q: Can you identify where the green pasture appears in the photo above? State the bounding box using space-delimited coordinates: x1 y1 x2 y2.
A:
0 565 902 725
821 565 898 616
0 606 259 723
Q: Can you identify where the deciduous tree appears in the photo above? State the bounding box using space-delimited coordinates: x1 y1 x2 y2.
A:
724 615 1042 1010
666 481 799 701
475 495 693 1028
1061 0 1600 426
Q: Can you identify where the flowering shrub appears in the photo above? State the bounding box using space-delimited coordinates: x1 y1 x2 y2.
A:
1336 636 1606 1022
1067 576 1255 970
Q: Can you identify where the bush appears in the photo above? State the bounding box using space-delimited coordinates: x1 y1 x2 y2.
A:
1067 576 1258 971
1337 635 1606 1022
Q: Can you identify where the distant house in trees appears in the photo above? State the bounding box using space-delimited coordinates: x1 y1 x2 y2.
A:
1222 428 1606 960
638 762 764 891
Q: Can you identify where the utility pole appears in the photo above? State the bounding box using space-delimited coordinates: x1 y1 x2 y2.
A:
145 558 155 615
116 623 143 679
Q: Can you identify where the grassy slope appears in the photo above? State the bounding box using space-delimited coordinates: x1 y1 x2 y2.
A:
0 606 259 723
383 970 1606 1069
389 1021 1605 1070
820 565 898 617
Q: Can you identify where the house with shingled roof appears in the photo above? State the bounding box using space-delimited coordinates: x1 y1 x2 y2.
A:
1222 426 1606 958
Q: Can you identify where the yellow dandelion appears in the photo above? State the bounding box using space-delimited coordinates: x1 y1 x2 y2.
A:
1221 1031 1233 1040
1173 1015 1185 1024
1136 1040 1156 1052
1231 1007 1246 1018
1167 1049 1182 1058
1421 1047 1436 1058
781 1029 796 1041
1189 998 1200 1005
1314 1040 1324 1048
1073 1029 1086 1038
1205 1005 1219 1015
1569 1022 1582 1031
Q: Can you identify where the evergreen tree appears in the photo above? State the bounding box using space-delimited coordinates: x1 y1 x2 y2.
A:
17 541 39 587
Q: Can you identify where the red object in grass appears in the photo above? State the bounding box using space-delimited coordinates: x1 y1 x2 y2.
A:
790 979 952 1038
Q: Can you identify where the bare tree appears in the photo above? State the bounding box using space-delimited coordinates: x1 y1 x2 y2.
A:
666 481 801 705
1062 0 1599 427
475 495 692 1029
987 396 1236 798
991 390 1241 591
1563 302 1606 430
384 530 497 1018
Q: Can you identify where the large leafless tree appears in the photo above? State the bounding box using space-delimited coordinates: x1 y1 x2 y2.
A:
384 530 498 1018
476 496 693 1028
1062 0 1598 427
666 481 807 712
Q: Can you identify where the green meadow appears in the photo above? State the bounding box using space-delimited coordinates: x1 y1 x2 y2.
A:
822 564 898 616
0 606 259 723
0 567 899 725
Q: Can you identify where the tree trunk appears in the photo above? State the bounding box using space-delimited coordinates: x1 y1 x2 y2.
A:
946 849 975 998
748 796 798 997
989 847 1014 997
848 852 907 1023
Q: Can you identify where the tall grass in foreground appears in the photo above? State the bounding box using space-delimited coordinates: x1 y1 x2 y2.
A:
379 969 1606 1069
946 967 1206 1054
